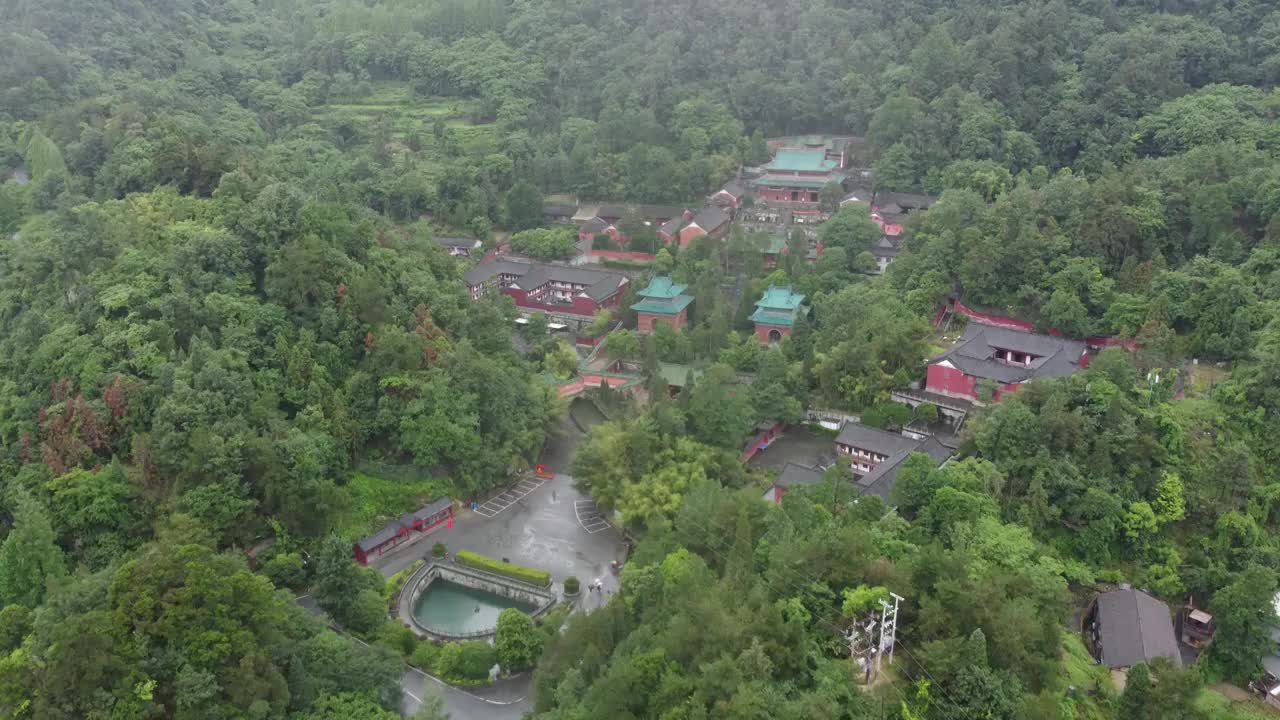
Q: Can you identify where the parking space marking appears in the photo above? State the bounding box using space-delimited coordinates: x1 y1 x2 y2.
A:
473 473 553 518
574 499 612 534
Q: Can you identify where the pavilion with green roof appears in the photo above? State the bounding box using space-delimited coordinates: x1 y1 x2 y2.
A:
750 285 807 344
632 275 694 333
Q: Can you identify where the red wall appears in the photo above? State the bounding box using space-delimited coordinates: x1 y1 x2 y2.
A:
757 187 820 203
590 249 657 262
712 190 739 208
925 364 1019 403
679 225 706 246
504 288 616 317
637 311 687 334
754 322 792 344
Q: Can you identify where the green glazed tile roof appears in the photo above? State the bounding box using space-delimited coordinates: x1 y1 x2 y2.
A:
755 285 805 310
632 295 694 315
749 308 801 326
753 174 845 189
638 275 688 299
751 285 806 326
766 150 837 173
659 362 703 388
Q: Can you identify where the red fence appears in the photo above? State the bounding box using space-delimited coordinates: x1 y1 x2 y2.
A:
589 249 657 262
940 299 1137 350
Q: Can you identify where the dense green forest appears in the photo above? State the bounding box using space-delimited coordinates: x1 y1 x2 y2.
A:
4 0 1280 718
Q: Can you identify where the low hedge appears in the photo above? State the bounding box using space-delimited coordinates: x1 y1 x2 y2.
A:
455 550 551 587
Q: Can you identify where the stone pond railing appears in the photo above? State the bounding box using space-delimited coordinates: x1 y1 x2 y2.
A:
399 561 558 640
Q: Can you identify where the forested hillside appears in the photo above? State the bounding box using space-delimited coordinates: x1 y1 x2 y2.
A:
3 0 1280 718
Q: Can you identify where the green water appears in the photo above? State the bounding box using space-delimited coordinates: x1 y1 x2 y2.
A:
413 579 535 635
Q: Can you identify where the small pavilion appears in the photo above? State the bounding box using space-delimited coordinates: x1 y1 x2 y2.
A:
750 285 807 344
632 276 694 333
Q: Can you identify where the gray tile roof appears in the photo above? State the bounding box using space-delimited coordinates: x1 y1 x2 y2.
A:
355 522 404 552
464 260 627 301
872 236 900 258
835 423 922 457
411 498 452 521
776 462 823 489
854 437 952 500
436 236 480 249
872 191 937 212
690 206 730 233
463 259 529 285
595 205 685 222
579 217 610 234
1093 589 1182 669
718 180 745 198
934 323 1089 384
660 216 684 235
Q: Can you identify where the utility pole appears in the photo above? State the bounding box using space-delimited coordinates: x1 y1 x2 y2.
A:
847 616 877 683
877 592 903 673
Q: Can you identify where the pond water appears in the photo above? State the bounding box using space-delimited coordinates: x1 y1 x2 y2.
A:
413 579 536 635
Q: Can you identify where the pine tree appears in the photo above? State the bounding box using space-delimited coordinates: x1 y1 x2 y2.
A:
0 490 67 608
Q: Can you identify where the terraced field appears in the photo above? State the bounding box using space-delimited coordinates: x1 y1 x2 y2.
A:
311 81 499 160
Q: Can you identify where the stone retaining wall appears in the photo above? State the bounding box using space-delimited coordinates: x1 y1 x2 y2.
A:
400 561 557 640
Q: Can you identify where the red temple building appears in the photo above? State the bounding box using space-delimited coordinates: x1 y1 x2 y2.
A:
750 285 807 344
711 180 747 209
925 323 1091 404
677 206 731 246
632 276 693 333
869 191 935 238
464 259 629 320
352 498 453 565
751 137 849 204
572 204 689 244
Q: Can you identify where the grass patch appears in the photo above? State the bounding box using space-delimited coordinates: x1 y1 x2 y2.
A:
336 471 451 541
455 550 551 587
1187 363 1230 398
1197 688 1280 720
1051 634 1115 720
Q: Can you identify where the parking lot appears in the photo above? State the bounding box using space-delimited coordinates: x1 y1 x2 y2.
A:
573 499 612 533
473 474 550 518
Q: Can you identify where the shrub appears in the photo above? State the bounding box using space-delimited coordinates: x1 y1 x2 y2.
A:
383 559 423 603
0 605 32 653
432 543 447 558
376 621 418 658
455 550 551 587
411 641 441 671
261 551 307 589
563 576 580 594
346 589 390 635
496 608 543 672
435 640 497 682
